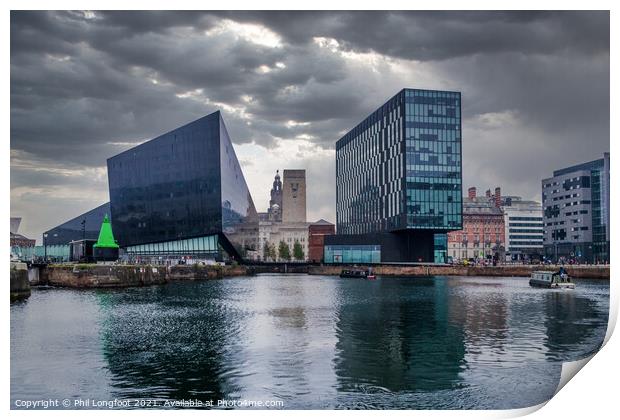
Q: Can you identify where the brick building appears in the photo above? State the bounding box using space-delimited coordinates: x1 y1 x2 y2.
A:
308 219 335 263
447 187 505 262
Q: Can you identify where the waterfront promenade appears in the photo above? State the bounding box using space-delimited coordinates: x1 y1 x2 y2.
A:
308 264 610 279
18 262 609 291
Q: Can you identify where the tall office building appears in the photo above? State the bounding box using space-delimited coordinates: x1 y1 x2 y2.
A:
325 88 463 263
107 111 258 261
541 153 609 263
282 169 306 223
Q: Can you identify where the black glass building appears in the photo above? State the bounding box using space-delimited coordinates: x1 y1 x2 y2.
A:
107 111 258 260
43 202 111 246
326 88 463 263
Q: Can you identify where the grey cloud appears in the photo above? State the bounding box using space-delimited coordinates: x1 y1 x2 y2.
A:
215 11 609 60
10 10 610 241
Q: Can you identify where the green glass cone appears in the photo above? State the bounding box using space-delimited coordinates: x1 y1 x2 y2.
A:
94 214 119 249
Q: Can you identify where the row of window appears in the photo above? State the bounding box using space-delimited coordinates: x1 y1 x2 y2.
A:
324 245 381 264
126 235 219 255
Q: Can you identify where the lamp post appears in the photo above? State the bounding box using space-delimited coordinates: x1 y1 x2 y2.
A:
43 233 48 261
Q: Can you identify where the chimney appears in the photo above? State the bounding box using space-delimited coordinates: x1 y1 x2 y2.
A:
468 187 477 199
485 189 491 198
494 187 501 207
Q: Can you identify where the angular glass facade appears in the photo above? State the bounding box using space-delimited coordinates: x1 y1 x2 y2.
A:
332 88 462 263
43 202 111 246
336 88 462 235
107 111 258 260
336 92 405 234
404 89 462 230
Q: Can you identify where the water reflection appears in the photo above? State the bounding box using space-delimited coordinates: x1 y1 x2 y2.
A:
11 275 609 409
333 277 466 394
543 287 607 361
97 281 241 401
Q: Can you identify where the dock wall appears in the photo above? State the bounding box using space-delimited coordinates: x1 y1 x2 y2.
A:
308 264 609 279
39 264 252 288
22 262 608 292
10 262 31 300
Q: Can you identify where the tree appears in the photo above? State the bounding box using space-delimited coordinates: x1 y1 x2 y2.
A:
269 243 277 261
293 240 304 261
278 241 291 261
263 242 271 261
263 242 276 261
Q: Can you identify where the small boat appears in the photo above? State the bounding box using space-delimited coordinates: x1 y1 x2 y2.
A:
340 269 370 279
529 271 575 289
367 275 377 280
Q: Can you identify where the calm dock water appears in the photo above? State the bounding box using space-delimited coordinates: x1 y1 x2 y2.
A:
10 274 609 409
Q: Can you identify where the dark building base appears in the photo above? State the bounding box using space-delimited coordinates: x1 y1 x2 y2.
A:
94 247 120 262
324 231 436 263
543 241 609 264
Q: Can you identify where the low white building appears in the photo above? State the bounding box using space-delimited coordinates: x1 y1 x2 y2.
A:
502 196 544 261
258 220 309 262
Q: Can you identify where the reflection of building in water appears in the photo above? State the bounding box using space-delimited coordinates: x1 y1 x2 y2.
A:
96 283 234 401
333 278 466 393
228 277 341 405
542 291 607 362
446 279 509 350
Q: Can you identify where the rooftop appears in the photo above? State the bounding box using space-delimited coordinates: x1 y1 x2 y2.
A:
311 219 334 226
552 155 607 177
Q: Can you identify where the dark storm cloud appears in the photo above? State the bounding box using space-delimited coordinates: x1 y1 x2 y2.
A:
10 10 610 240
208 10 609 59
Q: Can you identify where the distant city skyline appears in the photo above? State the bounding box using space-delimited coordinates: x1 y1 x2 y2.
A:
10 11 610 242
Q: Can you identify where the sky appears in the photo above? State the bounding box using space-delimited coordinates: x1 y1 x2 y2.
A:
10 11 610 242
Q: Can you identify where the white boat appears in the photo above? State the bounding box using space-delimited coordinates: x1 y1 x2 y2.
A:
529 271 575 289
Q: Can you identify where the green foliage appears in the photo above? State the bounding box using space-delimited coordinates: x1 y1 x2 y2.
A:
278 241 291 261
263 242 271 261
263 241 277 261
293 240 304 261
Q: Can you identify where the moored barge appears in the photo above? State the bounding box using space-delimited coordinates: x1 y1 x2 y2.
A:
340 269 370 279
529 271 575 289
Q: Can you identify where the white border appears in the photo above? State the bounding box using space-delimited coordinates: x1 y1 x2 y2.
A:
3 2 617 420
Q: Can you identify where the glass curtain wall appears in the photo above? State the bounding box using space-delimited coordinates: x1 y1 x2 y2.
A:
324 245 381 264
125 234 219 256
404 89 462 231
